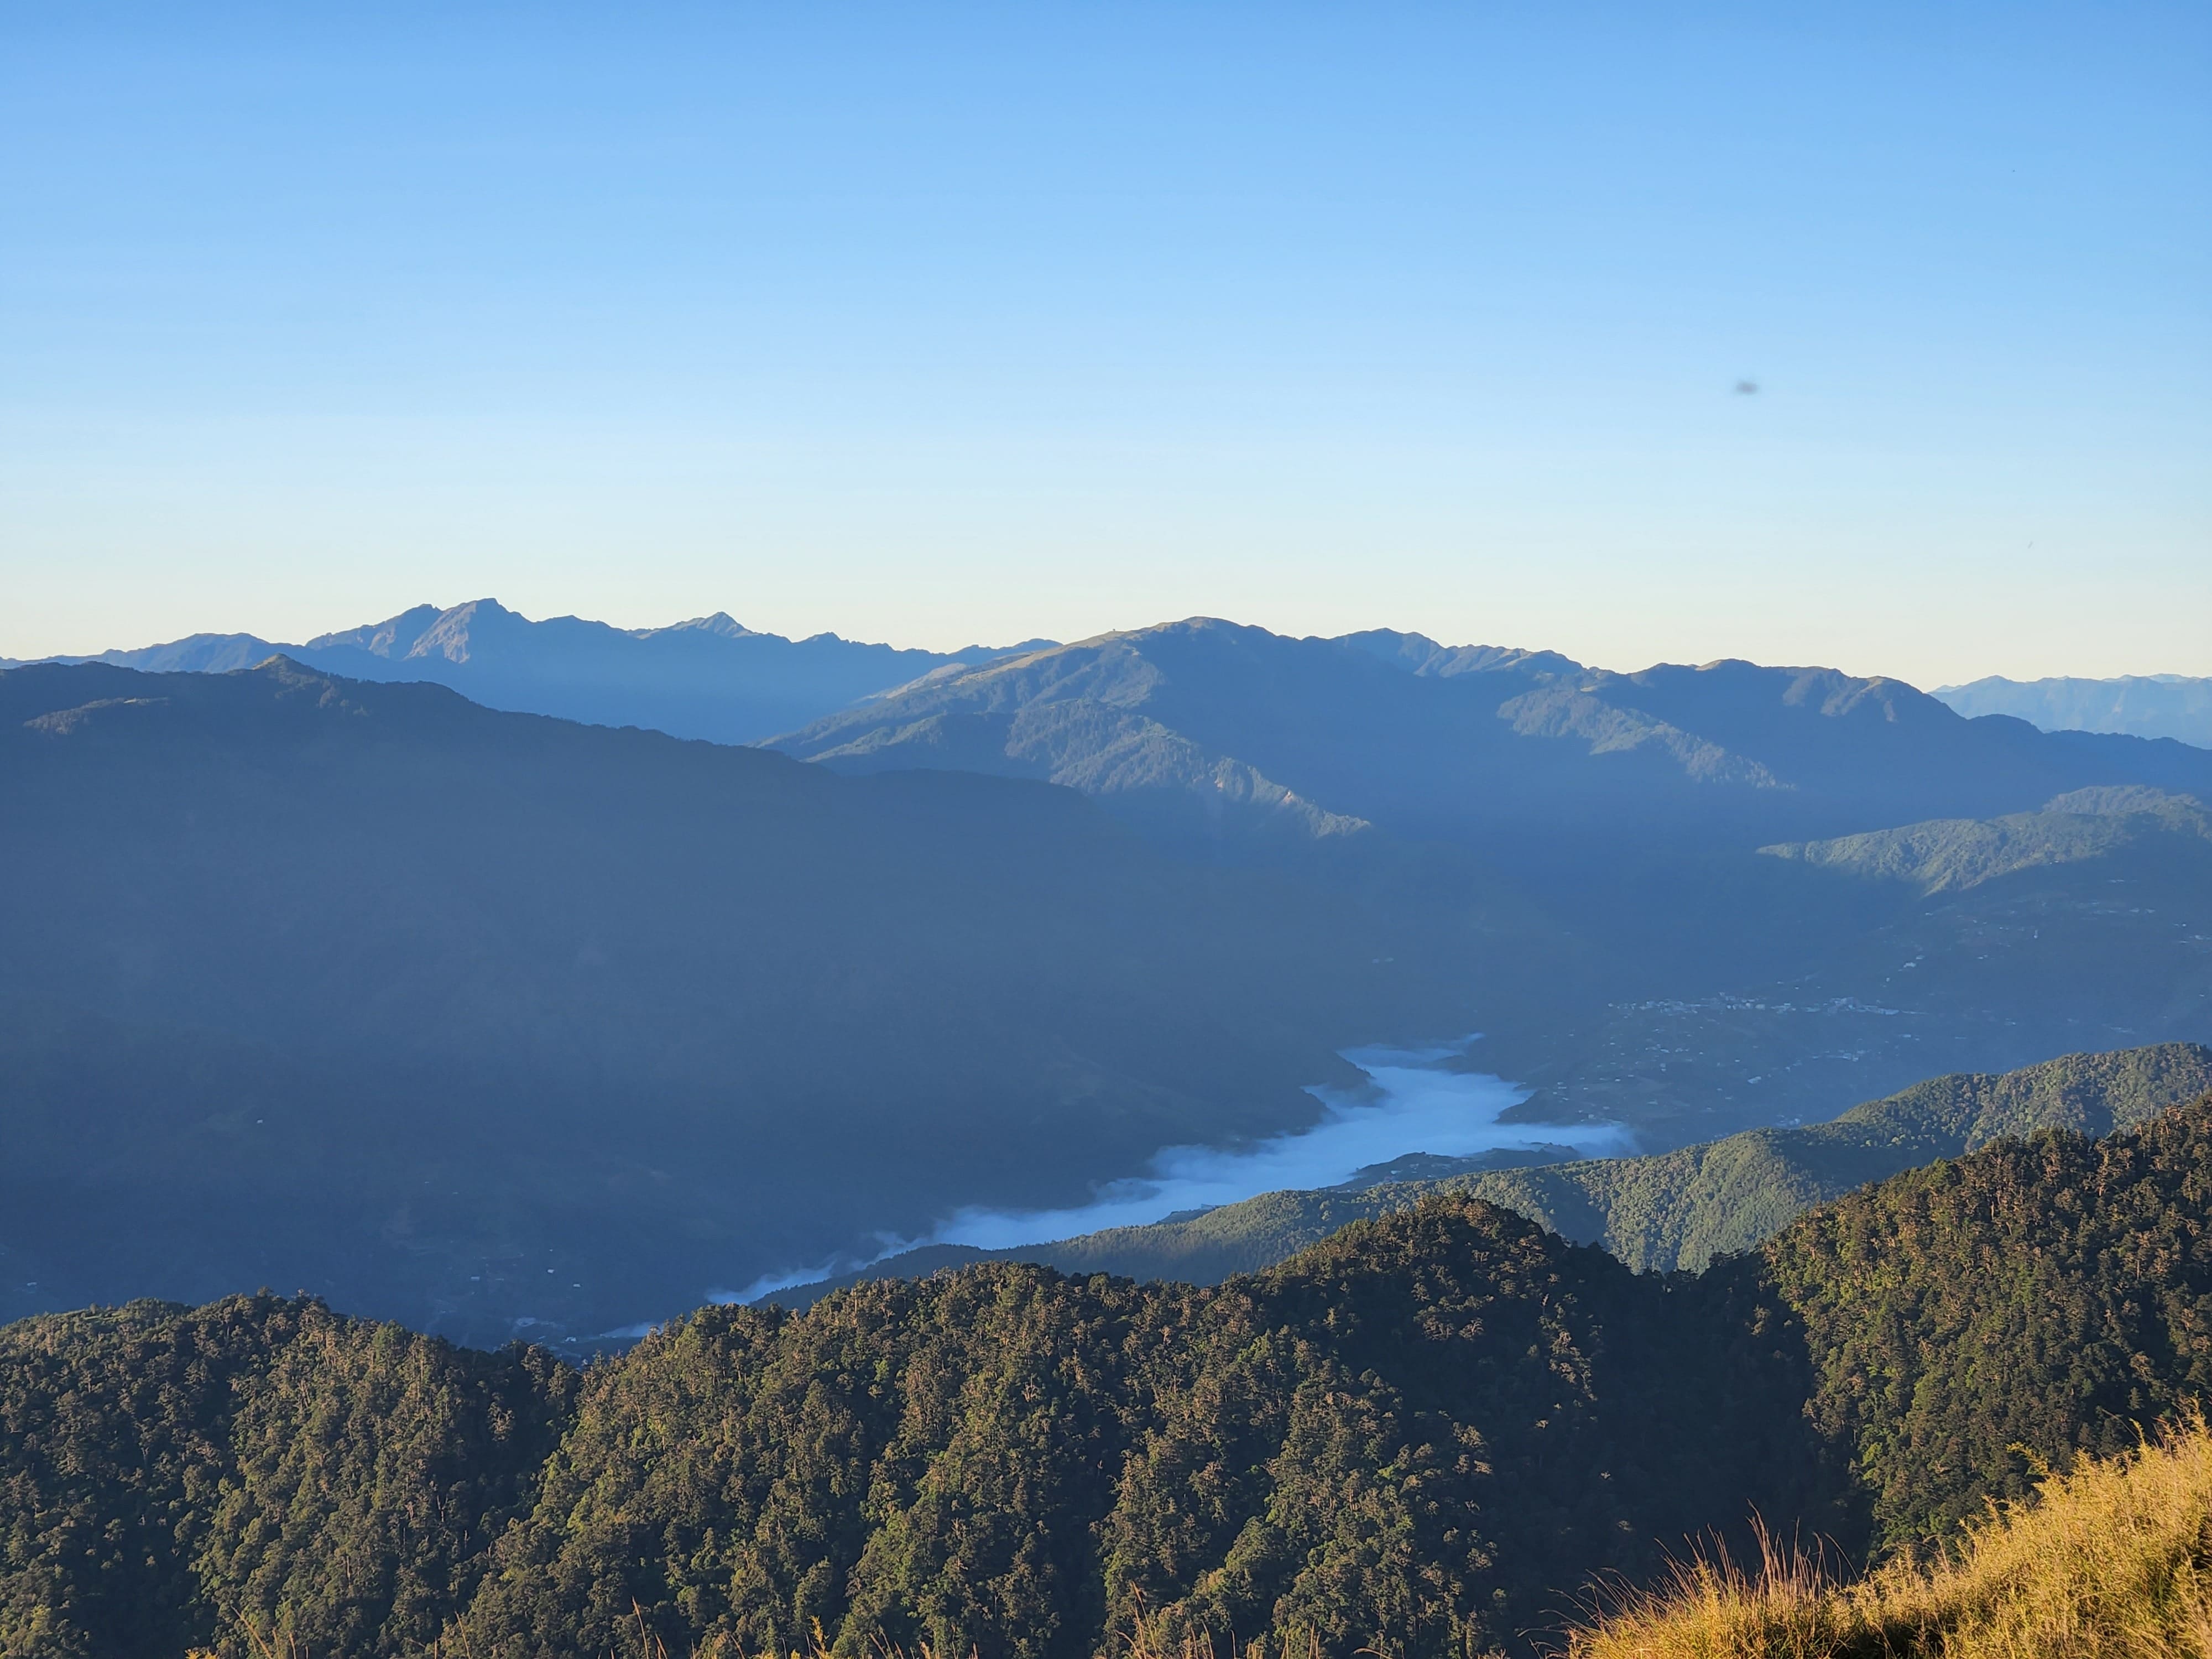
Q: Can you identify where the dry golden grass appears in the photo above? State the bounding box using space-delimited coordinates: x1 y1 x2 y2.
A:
1564 1412 2212 1659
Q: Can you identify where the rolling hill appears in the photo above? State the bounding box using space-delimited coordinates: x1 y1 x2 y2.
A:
1759 784 2209 894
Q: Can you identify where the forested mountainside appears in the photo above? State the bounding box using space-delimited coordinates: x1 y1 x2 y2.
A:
41 598 1051 744
773 619 2212 857
0 658 1529 1345
781 1044 2212 1296
1936 671 2212 748
5 1097 2210 1659
1760 784 2210 894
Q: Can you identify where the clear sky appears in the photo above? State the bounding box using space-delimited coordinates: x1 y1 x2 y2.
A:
4 2 2207 685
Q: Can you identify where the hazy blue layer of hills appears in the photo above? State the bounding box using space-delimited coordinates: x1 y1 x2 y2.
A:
0 657 1519 1346
775 619 2212 863
4 609 2204 1655
32 597 1055 744
770 619 2212 1128
1505 779 2212 1149
776 1042 2212 1300
1937 671 2212 747
4 627 2208 1342
46 607 2211 853
1761 783 2210 893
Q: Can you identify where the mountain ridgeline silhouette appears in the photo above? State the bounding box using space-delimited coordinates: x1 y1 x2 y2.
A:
43 597 1056 745
771 619 2212 859
1936 671 2212 747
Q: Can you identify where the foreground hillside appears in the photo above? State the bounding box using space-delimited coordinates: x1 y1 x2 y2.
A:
4 1093 2209 1657
1572 1416 2212 1659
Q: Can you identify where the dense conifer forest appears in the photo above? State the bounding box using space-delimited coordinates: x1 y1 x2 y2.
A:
4 1093 2209 1658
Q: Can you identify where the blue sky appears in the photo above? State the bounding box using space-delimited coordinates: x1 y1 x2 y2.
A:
3 3 2206 683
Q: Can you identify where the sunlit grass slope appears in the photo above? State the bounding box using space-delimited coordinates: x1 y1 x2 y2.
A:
1569 1414 2212 1659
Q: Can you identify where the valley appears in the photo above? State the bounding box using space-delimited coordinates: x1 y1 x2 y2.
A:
3 624 2205 1349
728 1039 1625 1305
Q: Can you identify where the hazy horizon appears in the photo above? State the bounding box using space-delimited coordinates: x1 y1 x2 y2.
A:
13 592 2212 693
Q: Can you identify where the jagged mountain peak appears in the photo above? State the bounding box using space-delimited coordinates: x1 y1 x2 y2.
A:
300 601 442 658
644 612 758 640
89 602 1027 745
403 598 530 663
1335 628 1583 681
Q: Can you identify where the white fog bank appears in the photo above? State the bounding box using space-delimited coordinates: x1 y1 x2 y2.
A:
717 1037 1628 1306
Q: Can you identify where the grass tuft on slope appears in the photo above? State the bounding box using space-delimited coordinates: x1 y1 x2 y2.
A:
1567 1411 2212 1659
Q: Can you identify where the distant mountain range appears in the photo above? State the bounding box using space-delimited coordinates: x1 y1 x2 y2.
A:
774 619 2212 859
1936 672 2212 747
4 618 2208 1340
29 608 2207 824
18 598 1056 744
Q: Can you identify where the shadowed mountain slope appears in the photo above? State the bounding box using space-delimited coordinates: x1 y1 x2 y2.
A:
0 657 1513 1345
774 620 2212 864
770 625 2212 1134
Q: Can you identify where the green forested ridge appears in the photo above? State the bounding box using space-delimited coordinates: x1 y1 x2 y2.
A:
1758 786 2209 894
6 1095 2212 1658
1465 1039 2212 1273
790 1042 2212 1295
0 1296 572 1658
1767 1097 2212 1547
